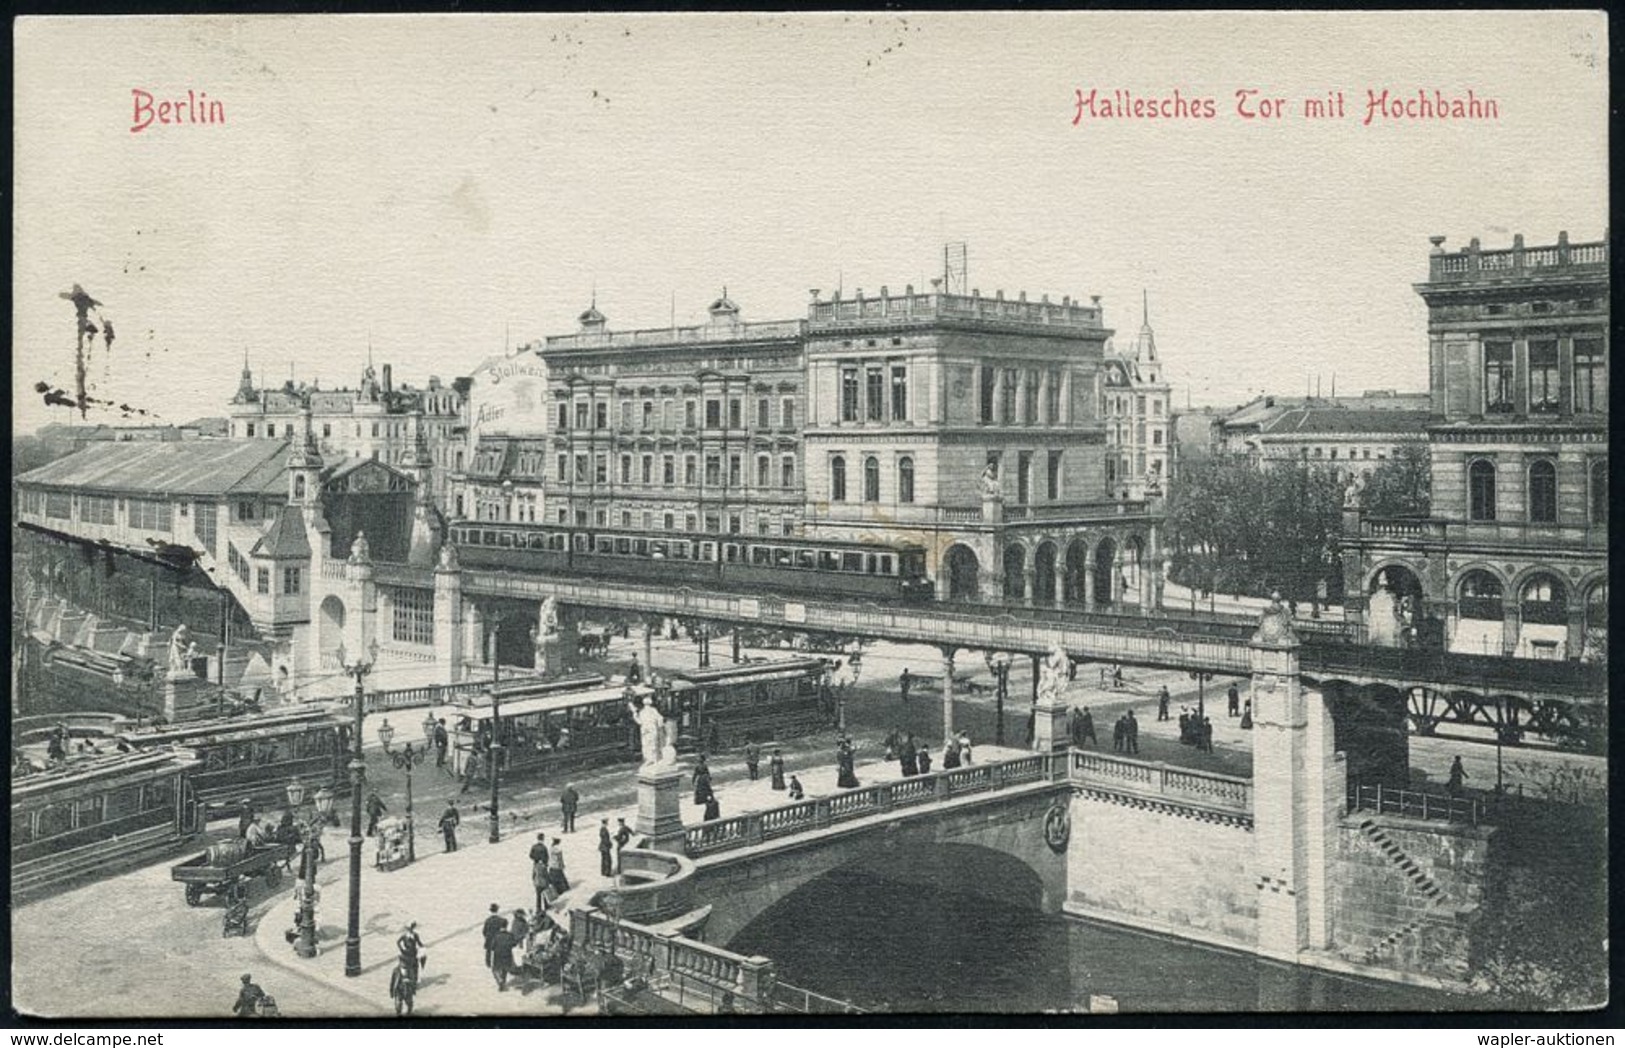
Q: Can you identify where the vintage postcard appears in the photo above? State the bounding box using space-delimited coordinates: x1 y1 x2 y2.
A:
9 11 1610 1023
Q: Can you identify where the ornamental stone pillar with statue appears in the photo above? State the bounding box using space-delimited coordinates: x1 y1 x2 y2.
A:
631 687 685 852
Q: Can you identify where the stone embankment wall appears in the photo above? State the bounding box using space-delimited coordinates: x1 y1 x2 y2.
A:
1065 791 1258 951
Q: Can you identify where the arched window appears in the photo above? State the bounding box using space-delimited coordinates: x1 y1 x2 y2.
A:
1457 570 1504 620
898 456 915 504
1520 574 1568 626
1528 460 1557 523
830 456 847 502
1591 458 1608 525
863 457 880 502
1468 459 1496 521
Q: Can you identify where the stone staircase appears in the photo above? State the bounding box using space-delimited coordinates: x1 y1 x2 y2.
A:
1354 817 1448 963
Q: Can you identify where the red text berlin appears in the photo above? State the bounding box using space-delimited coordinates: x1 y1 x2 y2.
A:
130 89 225 134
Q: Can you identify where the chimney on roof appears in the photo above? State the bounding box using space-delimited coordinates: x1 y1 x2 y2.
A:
382 364 393 394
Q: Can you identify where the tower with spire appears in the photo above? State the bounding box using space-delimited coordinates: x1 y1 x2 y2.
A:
1100 290 1176 500
232 349 258 405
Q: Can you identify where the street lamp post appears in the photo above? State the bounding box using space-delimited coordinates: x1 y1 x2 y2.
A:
285 780 335 959
377 720 427 865
487 611 504 845
986 652 1012 747
338 639 377 978
1189 669 1214 720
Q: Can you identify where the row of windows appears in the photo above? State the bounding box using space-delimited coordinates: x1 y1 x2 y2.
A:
555 507 801 537
557 452 799 491
838 364 910 423
198 729 337 772
128 498 173 532
1103 394 1164 418
1482 337 1605 414
1111 422 1164 448
558 396 799 434
1466 457 1607 525
13 778 177 846
977 366 1066 426
77 495 117 525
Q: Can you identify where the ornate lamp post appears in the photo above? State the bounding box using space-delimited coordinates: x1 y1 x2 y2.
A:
1189 669 1214 720
487 610 504 844
377 720 427 865
986 652 1012 747
338 638 378 978
286 780 335 959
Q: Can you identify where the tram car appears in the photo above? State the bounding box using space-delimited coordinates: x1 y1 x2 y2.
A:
664 657 834 751
447 522 934 604
11 747 201 899
447 678 653 782
117 705 349 822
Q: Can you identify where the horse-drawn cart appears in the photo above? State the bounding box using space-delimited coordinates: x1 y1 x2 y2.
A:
171 839 292 906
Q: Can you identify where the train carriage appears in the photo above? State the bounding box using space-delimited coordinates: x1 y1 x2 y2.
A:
118 705 349 822
11 747 201 899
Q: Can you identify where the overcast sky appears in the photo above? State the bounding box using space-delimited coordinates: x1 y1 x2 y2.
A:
12 11 1608 435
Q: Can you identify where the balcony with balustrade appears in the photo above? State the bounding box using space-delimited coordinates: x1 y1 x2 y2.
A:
1424 232 1608 286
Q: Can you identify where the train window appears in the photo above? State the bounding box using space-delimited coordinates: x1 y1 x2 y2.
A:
482 530 498 546
105 785 142 821
37 804 71 840
753 546 773 565
73 794 106 830
842 552 862 572
655 541 672 559
596 537 613 553
529 535 548 550
798 550 817 569
724 544 740 563
615 538 631 554
700 542 715 561
879 554 894 575
865 554 877 574
634 539 648 556
143 778 175 811
498 532 515 548
819 551 838 570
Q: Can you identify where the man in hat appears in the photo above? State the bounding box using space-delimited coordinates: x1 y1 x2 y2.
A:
397 922 425 984
613 817 633 874
598 818 614 878
237 800 257 840
232 973 266 1017
433 718 449 769
744 741 761 781
559 783 580 833
439 800 460 853
365 790 387 837
481 903 506 971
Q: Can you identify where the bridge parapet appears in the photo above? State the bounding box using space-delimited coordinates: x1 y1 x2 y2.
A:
683 753 1063 858
1070 750 1253 818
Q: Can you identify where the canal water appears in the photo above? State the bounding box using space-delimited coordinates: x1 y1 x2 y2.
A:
731 870 1486 1014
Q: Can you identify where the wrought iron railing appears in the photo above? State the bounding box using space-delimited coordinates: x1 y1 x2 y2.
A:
1348 783 1480 827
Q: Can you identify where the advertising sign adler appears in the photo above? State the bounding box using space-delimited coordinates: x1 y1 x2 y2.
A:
466 348 550 441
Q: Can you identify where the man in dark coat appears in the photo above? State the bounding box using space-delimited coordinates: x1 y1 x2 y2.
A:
439 801 460 853
899 668 911 703
1227 683 1241 718
433 718 449 769
365 791 386 837
481 903 506 971
744 742 761 781
1157 686 1171 722
559 784 580 833
917 746 932 774
692 759 713 806
900 733 918 776
614 817 633 873
237 800 256 840
1080 707 1097 747
231 973 266 1017
598 819 614 877
1112 715 1125 753
489 924 518 990
1125 710 1140 755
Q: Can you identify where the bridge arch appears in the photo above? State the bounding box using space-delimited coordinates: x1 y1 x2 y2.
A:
1092 536 1118 608
1002 544 1027 602
1032 541 1058 605
1063 538 1089 606
944 545 981 603
317 595 346 668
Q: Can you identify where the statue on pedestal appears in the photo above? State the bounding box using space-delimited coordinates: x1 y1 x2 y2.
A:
1343 471 1368 509
349 531 371 565
628 694 676 769
167 624 191 676
1038 644 1069 705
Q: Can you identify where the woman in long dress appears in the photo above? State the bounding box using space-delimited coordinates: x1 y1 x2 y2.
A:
835 739 859 789
769 749 786 790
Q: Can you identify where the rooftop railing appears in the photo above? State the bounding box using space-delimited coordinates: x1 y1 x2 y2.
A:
807 290 1104 331
1426 236 1608 283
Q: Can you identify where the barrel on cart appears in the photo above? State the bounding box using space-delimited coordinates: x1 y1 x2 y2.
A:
170 838 292 906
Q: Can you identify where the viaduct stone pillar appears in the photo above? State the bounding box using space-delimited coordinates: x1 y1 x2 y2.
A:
1249 594 1342 962
432 546 464 685
346 533 379 667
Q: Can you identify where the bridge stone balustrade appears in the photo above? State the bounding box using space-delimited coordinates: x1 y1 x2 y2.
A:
1070 751 1253 820
593 848 700 926
569 907 783 1012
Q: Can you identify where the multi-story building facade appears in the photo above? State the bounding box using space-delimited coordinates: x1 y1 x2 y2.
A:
1100 299 1172 499
453 350 552 524
1252 405 1431 480
227 358 466 510
800 285 1162 607
540 296 808 537
1342 231 1608 660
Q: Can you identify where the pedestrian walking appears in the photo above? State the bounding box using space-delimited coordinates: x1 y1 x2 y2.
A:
787 775 805 800
942 739 962 769
745 742 761 781
692 758 713 806
1227 684 1241 718
1240 700 1253 731
1447 755 1468 796
1200 716 1214 753
1157 686 1171 722
1080 707 1097 747
547 837 569 894
438 800 460 853
900 668 912 703
598 819 614 877
614 818 633 873
769 749 786 791
1112 665 1124 690
489 924 518 991
481 903 506 970
559 783 580 833
956 730 973 765
365 791 387 837
232 973 266 1018
627 656 642 685
511 909 531 952
900 732 919 777
1112 715 1125 753
532 855 552 915
917 746 932 774
1125 710 1140 755
433 718 449 769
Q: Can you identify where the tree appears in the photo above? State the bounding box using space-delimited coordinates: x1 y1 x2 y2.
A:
1363 442 1431 518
